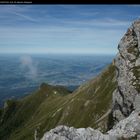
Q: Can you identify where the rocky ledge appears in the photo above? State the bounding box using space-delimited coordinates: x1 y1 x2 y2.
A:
41 111 140 140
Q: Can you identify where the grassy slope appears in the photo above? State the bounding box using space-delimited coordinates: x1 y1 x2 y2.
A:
0 63 116 140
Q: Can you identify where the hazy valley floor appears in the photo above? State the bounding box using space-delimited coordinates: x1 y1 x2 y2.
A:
0 54 114 107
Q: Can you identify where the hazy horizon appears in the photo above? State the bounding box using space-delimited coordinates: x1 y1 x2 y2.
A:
0 52 116 55
0 54 114 106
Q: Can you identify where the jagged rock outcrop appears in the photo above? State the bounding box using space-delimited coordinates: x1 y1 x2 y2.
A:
108 111 140 139
41 111 140 140
112 20 140 124
41 125 115 140
41 20 140 140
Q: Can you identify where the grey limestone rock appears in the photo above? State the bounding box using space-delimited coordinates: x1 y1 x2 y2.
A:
41 125 116 140
108 111 140 139
112 20 140 123
41 111 140 140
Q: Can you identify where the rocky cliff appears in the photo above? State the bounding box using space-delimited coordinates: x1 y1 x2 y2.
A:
112 20 140 124
41 20 140 140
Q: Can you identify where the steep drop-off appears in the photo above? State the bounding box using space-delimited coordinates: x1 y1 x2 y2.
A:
0 64 116 140
111 20 140 125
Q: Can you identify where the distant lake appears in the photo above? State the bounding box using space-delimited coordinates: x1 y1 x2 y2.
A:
0 53 115 107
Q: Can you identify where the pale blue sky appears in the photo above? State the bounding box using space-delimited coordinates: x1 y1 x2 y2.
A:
0 5 140 55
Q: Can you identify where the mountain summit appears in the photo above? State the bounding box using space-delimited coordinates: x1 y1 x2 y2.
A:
0 20 140 140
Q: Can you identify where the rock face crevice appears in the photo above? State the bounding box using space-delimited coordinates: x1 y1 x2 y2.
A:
112 20 140 124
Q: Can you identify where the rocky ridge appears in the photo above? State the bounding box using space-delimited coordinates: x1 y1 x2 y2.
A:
41 20 140 140
112 19 140 124
0 64 116 140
